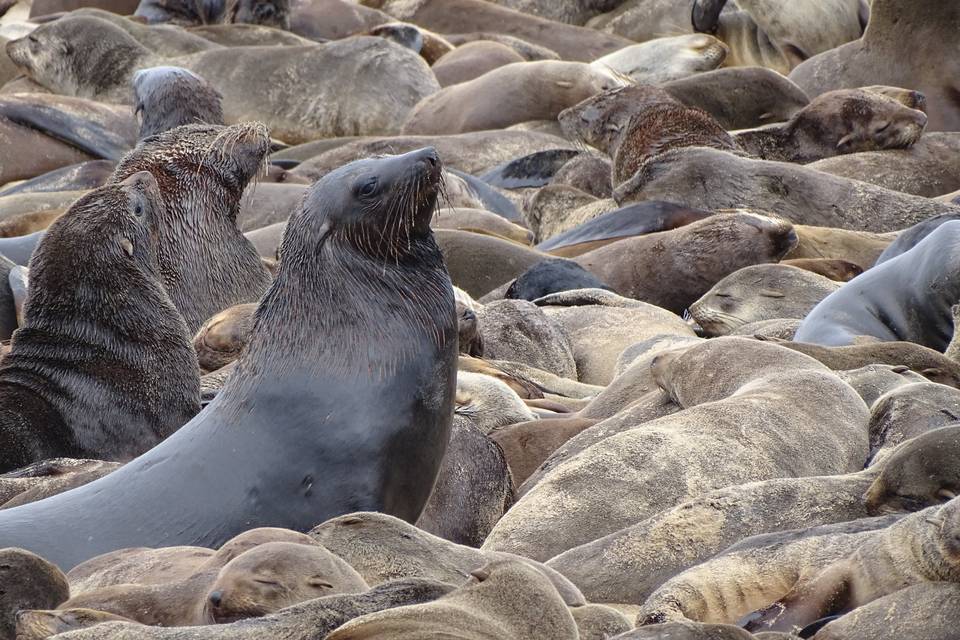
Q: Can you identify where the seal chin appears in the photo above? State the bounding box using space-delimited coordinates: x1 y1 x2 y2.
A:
403 146 443 230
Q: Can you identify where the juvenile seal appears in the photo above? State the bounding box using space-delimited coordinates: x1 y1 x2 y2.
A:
16 608 136 640
0 148 458 570
112 123 272 333
590 34 728 84
734 89 928 164
744 497 960 633
0 172 200 473
132 66 223 139
0 548 69 639
795 221 960 349
688 264 839 337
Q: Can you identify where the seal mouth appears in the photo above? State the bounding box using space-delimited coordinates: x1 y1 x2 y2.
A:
396 146 443 231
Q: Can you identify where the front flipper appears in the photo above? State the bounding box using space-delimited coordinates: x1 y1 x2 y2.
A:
741 566 853 634
692 0 728 33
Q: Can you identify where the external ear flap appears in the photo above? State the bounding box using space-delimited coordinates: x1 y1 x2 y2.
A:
836 132 856 151
119 237 134 257
307 577 334 588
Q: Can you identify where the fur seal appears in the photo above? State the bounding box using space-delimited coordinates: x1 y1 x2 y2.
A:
734 89 928 163
874 211 960 265
808 132 960 198
490 417 598 486
590 34 728 84
549 426 960 605
402 60 623 135
132 66 223 139
0 548 69 639
27 579 455 640
745 498 960 632
111 123 272 332
431 40 525 88
16 608 135 640
6 17 439 143
867 383 960 460
360 0 633 62
489 0 620 25
614 146 960 233
781 258 862 282
535 201 712 257
688 264 839 337
365 21 453 64
794 221 960 349
0 148 458 570
789 0 960 131
505 259 611 301
435 229 548 299
0 172 199 472
325 559 578 640
483 338 869 561
574 212 798 315
662 67 810 130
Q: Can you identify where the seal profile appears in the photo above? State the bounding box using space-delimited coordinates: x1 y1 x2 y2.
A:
0 148 458 571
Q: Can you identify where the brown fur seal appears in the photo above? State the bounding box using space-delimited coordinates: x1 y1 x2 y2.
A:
590 34 728 84
574 212 798 315
192 302 257 373
638 515 899 626
431 40 525 88
615 146 960 233
759 338 960 389
867 383 960 460
39 579 455 640
112 123 272 332
0 548 69 638
662 67 810 130
490 0 620 25
612 102 739 186
1 459 120 509
360 0 633 62
483 338 869 561
132 66 223 139
787 224 892 271
402 60 623 135
325 559 578 640
490 417 598 486
789 0 960 131
0 172 199 472
734 89 927 164
745 497 960 633
781 258 862 282
549 426 960 605
811 581 960 640
16 608 136 640
310 512 585 606
0 148 458 570
0 458 119 508
6 16 438 143
365 21 453 64
689 264 839 336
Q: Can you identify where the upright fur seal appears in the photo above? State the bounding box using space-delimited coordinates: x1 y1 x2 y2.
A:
0 148 458 570
0 172 200 473
132 66 223 139
112 123 272 333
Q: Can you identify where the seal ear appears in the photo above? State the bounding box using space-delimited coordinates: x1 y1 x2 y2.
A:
117 236 134 258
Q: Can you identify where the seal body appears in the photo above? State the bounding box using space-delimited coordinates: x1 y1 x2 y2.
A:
0 148 458 570
0 172 200 473
794 221 960 349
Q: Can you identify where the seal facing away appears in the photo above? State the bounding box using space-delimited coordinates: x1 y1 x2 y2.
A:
0 148 458 571
0 172 200 473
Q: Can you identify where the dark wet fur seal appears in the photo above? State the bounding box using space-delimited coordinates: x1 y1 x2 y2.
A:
875 211 960 265
536 201 713 257
0 173 200 473
479 149 581 190
133 66 224 139
505 259 612 302
134 0 226 25
795 221 960 349
112 123 272 333
0 148 457 570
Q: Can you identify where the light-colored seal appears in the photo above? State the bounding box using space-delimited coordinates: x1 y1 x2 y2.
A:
590 34 728 84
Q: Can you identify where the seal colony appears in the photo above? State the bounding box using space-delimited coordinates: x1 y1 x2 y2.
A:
0 0 960 638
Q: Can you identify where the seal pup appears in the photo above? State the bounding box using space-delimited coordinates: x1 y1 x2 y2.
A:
402 60 624 135
744 497 960 633
32 579 456 640
111 123 272 333
15 608 136 640
0 548 69 639
734 89 928 164
132 66 223 139
795 221 960 349
574 212 798 315
590 34 728 85
0 148 458 570
789 0 960 131
0 172 200 473
688 264 839 337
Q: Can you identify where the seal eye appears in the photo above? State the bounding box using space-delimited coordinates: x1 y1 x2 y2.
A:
357 178 378 198
134 203 144 217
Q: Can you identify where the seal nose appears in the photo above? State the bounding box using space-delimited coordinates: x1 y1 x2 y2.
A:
208 590 223 607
